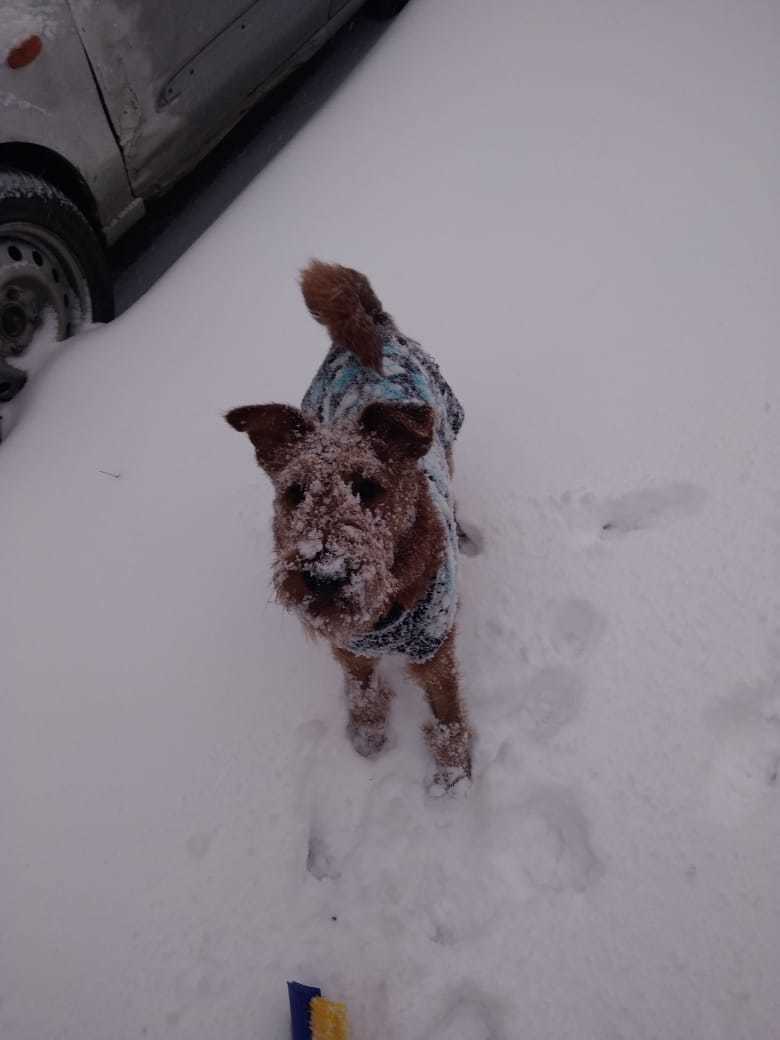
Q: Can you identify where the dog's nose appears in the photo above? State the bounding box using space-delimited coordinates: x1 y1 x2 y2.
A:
303 570 348 597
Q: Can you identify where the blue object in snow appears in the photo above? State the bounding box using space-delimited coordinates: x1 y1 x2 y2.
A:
288 981 322 1040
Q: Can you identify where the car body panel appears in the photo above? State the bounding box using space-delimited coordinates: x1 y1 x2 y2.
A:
0 0 139 242
0 0 368 238
66 0 330 197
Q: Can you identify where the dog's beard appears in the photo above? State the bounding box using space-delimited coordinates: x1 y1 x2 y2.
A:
273 551 398 644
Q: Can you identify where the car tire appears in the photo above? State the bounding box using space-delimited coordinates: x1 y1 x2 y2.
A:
0 169 114 387
368 0 409 18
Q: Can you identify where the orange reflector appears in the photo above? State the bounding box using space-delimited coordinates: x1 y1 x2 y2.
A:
7 35 43 70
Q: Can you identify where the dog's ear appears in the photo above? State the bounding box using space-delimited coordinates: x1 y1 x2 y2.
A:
359 401 435 461
224 404 313 475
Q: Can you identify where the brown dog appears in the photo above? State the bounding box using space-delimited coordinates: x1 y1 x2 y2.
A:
225 262 471 792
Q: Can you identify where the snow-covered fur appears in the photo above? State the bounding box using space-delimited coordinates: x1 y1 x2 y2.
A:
225 262 471 789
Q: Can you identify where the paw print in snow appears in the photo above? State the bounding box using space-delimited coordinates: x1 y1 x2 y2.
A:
185 831 214 862
600 483 707 537
426 992 506 1040
457 517 485 557
704 680 780 824
551 598 606 659
491 786 603 895
554 483 707 545
306 827 341 881
519 666 584 742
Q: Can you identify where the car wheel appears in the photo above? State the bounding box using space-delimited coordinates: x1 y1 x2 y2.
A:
0 169 114 399
368 0 409 18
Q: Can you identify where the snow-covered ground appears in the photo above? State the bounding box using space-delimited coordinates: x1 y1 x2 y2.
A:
2 0 779 1037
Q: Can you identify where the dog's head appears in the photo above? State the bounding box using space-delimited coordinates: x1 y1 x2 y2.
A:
225 400 437 643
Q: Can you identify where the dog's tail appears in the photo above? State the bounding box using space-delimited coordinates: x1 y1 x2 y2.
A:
300 260 391 374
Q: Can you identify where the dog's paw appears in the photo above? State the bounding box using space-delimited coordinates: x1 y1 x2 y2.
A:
347 720 388 758
424 719 472 795
427 766 473 798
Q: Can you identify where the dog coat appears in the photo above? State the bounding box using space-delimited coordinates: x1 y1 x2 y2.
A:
301 334 464 662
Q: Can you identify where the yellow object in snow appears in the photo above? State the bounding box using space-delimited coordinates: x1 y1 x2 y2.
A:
310 996 349 1040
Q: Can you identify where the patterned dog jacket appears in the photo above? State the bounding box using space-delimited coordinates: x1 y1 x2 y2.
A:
301 334 464 662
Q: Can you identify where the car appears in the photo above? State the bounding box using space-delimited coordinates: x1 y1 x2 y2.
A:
0 0 408 405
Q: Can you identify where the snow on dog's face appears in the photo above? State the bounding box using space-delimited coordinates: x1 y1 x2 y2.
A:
225 401 435 644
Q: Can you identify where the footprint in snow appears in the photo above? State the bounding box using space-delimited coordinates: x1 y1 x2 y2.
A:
491 786 603 894
306 828 341 881
421 861 507 948
518 666 584 742
550 598 606 660
457 517 485 557
601 483 707 536
555 483 707 545
170 930 230 1024
185 831 215 862
297 722 343 881
425 990 507 1040
703 679 780 824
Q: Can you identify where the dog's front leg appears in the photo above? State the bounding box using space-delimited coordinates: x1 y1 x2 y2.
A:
332 646 394 758
407 630 472 793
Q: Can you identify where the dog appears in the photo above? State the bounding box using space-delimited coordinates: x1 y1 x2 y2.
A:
225 261 471 792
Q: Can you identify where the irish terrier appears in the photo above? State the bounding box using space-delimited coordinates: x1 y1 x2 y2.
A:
225 261 471 792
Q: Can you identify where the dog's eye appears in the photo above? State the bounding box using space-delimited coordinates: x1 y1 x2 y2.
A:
352 477 383 506
284 483 305 508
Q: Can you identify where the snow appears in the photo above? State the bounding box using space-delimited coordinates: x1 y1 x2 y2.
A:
2 0 780 1037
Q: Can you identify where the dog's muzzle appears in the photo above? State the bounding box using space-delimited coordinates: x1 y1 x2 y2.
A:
302 570 349 597
296 548 353 603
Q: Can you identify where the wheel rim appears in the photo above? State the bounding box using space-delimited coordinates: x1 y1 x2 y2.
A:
0 222 91 356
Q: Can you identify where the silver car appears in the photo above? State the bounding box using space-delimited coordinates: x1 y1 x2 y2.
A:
0 0 407 404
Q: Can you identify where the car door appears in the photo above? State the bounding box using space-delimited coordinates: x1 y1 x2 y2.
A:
66 0 329 197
